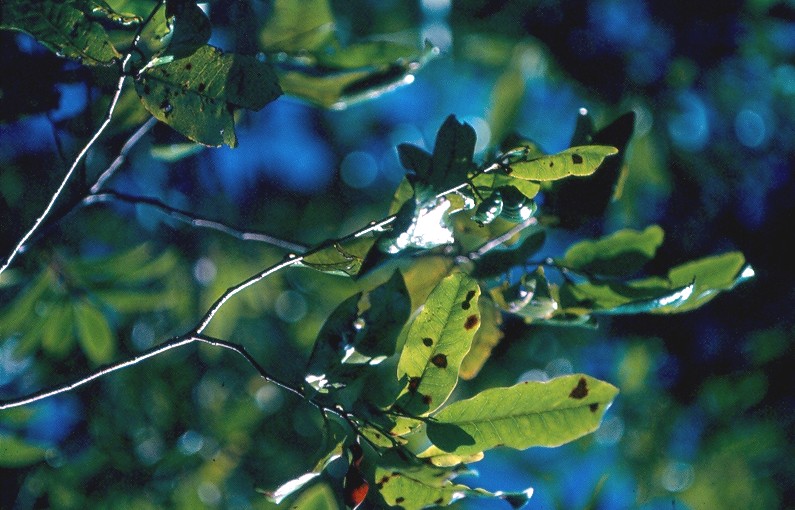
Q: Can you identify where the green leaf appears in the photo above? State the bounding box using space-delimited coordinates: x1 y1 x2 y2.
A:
0 434 46 467
396 273 480 416
653 251 753 313
470 172 541 201
397 144 432 184
135 45 282 147
355 271 411 358
41 302 75 358
305 292 361 391
378 192 455 255
1 0 122 65
459 296 503 380
291 483 341 510
299 237 375 277
259 0 335 53
426 374 618 456
509 146 618 181
559 279 695 316
149 142 204 162
429 115 477 192
159 0 211 60
471 230 546 279
74 300 115 364
558 225 665 277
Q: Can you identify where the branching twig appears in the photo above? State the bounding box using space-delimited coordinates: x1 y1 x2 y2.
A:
83 190 309 252
90 117 158 193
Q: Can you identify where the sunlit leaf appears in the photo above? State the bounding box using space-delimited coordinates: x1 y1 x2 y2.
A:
396 273 480 416
378 193 455 255
426 374 618 456
74 300 115 364
471 172 541 201
559 225 665 277
1 0 123 65
135 45 282 147
508 146 618 181
653 251 753 313
0 434 46 467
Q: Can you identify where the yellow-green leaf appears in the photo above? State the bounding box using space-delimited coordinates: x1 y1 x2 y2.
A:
509 145 618 181
427 374 618 456
74 300 115 364
0 434 46 467
396 272 480 416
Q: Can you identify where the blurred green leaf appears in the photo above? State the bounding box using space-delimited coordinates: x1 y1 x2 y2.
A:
135 45 282 147
0 0 125 65
429 115 477 192
509 146 618 181
149 142 204 162
292 483 341 510
427 374 618 456
0 434 46 467
40 301 75 358
558 225 665 277
74 300 115 364
259 0 335 53
396 272 480 416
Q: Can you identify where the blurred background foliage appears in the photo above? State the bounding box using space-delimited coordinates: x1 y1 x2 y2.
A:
1 0 793 508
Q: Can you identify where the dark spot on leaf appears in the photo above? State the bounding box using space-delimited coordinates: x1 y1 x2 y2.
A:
392 471 401 477
422 394 432 405
549 161 554 167
396 497 405 503
569 377 589 399
589 403 599 412
423 337 433 347
462 290 476 309
198 82 206 93
435 498 444 505
571 153 584 164
431 354 448 368
185 63 192 70
464 314 479 330
408 377 421 392
144 85 151 95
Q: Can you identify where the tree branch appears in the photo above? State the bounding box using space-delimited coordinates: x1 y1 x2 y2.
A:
90 117 158 193
83 190 309 253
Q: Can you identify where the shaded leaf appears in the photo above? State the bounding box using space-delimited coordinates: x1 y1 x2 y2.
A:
355 271 410 358
299 237 375 277
429 115 477 192
40 302 75 358
471 230 546 279
305 293 361 391
1 0 122 65
396 273 480 416
159 0 211 61
427 374 619 456
509 146 618 181
135 45 282 147
459 296 503 380
397 144 432 184
74 300 115 364
558 225 664 277
259 0 335 53
0 434 46 467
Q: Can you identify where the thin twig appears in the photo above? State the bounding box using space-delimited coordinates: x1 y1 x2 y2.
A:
0 72 128 277
90 117 158 193
470 216 538 259
83 190 309 252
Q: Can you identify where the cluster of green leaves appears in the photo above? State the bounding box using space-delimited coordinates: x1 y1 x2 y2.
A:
0 245 185 364
0 0 434 147
258 114 753 508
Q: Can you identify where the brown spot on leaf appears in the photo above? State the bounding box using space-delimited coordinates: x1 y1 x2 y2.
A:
549 161 554 167
422 394 433 405
569 377 589 399
464 314 479 330
185 63 192 70
408 377 421 392
571 153 584 164
589 403 599 412
423 337 433 347
431 354 448 368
